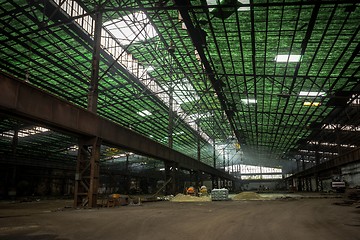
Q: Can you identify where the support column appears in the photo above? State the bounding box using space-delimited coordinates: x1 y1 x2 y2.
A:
197 119 201 162
315 149 320 192
165 161 178 195
297 177 302 191
223 148 226 171
124 153 130 194
194 171 200 195
168 84 174 149
75 6 102 208
305 178 310 192
302 156 306 171
166 78 177 195
87 9 102 113
9 127 19 197
227 152 230 173
211 175 219 189
74 137 102 208
213 139 216 169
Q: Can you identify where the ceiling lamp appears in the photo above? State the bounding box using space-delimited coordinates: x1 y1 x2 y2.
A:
303 101 321 107
274 54 302 63
299 91 326 97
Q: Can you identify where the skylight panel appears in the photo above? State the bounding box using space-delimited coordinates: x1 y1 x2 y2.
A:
0 127 50 138
241 99 257 104
138 110 152 117
146 66 155 72
238 0 250 11
274 54 302 63
103 11 158 45
206 0 250 12
173 78 199 104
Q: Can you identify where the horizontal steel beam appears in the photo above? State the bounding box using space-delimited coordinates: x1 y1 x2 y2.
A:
0 72 233 180
290 147 360 178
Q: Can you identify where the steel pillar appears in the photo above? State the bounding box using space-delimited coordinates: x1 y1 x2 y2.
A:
124 153 130 194
74 137 102 208
87 9 102 113
194 171 200 195
212 175 219 189
196 119 201 162
213 139 216 169
165 161 178 195
168 84 174 149
315 149 320 191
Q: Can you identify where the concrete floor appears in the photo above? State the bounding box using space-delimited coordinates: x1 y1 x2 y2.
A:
0 195 359 240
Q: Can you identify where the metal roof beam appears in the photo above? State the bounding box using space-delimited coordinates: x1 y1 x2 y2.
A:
173 0 240 141
0 71 233 180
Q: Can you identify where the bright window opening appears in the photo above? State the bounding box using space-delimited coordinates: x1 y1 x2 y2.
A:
0 127 50 139
103 11 158 45
138 110 152 117
206 0 250 11
241 99 257 104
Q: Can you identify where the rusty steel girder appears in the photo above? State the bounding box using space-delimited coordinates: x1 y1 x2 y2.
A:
0 71 234 180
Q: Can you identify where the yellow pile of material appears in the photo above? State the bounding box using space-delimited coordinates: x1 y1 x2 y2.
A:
170 194 211 202
232 192 264 200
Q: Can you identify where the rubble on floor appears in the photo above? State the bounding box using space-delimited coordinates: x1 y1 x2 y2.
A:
170 194 211 202
333 187 360 207
232 192 265 200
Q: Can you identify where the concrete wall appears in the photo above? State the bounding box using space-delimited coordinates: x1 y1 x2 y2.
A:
242 182 278 191
341 162 360 188
294 161 360 192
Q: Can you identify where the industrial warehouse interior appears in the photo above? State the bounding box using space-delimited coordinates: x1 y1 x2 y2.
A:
0 0 359 239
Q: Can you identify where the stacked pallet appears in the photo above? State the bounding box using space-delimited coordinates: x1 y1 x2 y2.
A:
211 188 229 201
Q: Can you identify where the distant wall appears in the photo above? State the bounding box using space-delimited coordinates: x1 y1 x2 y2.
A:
341 162 360 188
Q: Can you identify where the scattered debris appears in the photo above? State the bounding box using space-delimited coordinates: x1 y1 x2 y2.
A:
333 187 360 207
170 194 211 202
232 192 264 200
346 188 360 201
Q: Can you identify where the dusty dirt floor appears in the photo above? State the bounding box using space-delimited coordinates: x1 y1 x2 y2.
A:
0 195 359 240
